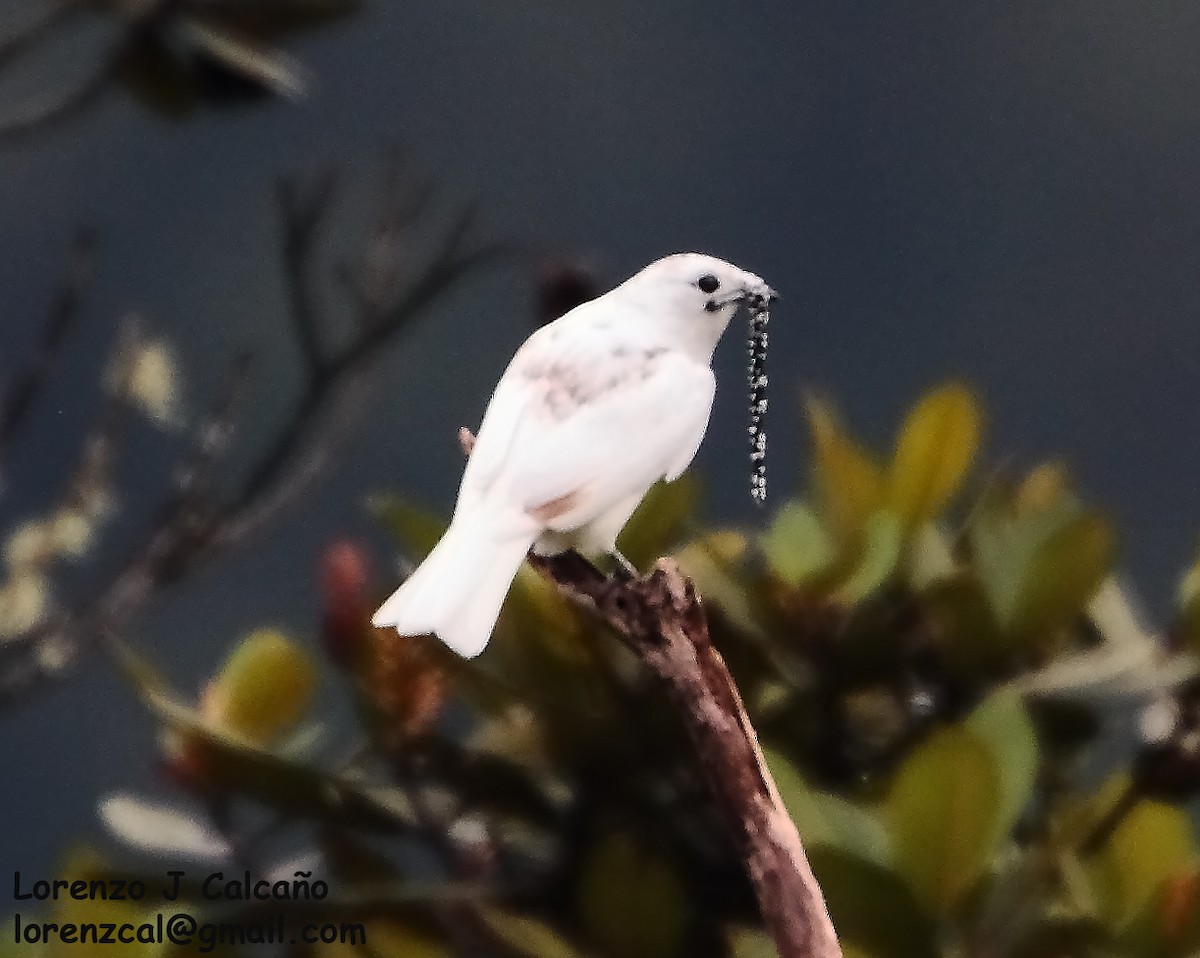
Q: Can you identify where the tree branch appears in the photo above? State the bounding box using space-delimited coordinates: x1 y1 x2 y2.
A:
457 429 841 958
0 165 503 711
0 2 87 75
0 56 116 144
278 168 338 372
0 228 94 464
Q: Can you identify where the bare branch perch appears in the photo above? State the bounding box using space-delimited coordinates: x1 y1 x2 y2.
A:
537 555 841 958
457 429 841 958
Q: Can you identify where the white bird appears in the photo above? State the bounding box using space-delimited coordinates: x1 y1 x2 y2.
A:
372 253 777 657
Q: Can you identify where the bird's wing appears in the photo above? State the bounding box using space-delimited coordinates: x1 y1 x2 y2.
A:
456 313 714 524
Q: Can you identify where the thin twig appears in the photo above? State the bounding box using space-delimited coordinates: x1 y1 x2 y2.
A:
0 228 95 462
279 169 338 371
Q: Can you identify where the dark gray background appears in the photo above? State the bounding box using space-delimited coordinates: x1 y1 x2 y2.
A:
3 0 1199 872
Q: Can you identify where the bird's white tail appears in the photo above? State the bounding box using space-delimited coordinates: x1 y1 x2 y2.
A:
371 519 533 658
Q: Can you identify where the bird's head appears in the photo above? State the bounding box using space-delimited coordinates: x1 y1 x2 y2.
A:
616 253 777 352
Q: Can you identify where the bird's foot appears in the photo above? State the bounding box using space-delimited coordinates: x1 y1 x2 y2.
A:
609 549 640 580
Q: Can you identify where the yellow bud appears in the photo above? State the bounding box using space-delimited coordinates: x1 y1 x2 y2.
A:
1015 460 1071 516
203 628 317 746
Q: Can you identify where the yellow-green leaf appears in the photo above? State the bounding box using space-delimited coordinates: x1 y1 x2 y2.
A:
43 849 165 958
964 690 1038 851
110 635 419 833
205 628 317 745
885 726 1001 915
764 747 892 868
808 849 939 958
617 475 700 568
1014 460 1072 517
478 907 593 958
907 523 957 589
577 831 688 958
366 494 447 558
1011 513 1115 642
833 511 904 605
727 927 776 958
1092 800 1199 927
760 500 835 587
805 395 885 541
885 382 981 528
969 487 1082 630
1176 547 1200 657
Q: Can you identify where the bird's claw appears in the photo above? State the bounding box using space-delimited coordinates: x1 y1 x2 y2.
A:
610 549 639 580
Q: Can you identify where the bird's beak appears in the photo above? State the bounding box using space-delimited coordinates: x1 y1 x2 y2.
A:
739 282 779 311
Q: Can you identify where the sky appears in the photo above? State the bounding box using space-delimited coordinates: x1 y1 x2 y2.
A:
3 0 1200 873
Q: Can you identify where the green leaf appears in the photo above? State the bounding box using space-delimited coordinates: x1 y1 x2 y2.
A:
1013 460 1072 517
1091 800 1199 927
617 475 700 568
1011 513 1115 642
964 690 1039 852
805 394 885 542
760 500 835 587
907 523 957 589
885 726 1001 915
478 908 593 958
577 831 688 958
970 488 1084 630
1175 548 1200 659
834 511 904 605
808 849 939 958
764 746 892 868
727 927 777 958
108 633 418 834
366 493 447 558
885 381 982 528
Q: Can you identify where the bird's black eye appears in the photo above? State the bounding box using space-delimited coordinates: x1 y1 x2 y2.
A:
698 274 720 294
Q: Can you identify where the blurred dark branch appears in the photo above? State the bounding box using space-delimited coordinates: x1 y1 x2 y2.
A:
458 429 842 958
0 2 86 75
0 348 251 702
279 168 337 372
0 55 116 144
0 228 94 464
0 167 503 711
1078 778 1140 856
212 180 505 549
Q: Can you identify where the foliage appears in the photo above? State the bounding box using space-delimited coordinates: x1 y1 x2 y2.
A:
22 383 1200 958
